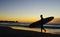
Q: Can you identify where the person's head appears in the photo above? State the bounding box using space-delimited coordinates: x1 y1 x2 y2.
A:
40 15 43 17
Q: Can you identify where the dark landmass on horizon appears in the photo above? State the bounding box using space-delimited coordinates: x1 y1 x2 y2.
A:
0 20 19 23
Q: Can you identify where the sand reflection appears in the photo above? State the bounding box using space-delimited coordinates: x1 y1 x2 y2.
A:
10 26 52 33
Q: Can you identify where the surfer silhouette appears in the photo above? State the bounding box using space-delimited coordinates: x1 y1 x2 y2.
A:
40 15 46 33
29 14 54 33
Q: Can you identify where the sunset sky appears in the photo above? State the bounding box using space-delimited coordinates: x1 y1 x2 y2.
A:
0 0 60 23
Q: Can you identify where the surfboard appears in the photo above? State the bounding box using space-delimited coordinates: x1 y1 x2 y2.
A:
29 17 54 28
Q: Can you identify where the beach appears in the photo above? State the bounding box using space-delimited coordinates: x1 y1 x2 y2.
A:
0 26 60 37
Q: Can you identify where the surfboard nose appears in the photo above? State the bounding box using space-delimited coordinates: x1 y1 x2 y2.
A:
51 17 54 19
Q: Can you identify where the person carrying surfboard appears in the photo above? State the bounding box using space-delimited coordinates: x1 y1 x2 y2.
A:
29 14 54 33
40 15 46 33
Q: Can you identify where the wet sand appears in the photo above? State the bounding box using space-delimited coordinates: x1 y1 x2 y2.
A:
0 26 60 37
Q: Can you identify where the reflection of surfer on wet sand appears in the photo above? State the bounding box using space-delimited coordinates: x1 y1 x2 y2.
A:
40 15 46 33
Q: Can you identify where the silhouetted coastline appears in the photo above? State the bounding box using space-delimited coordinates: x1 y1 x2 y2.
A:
0 20 19 23
0 26 60 37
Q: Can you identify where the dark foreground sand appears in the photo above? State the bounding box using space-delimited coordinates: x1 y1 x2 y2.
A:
0 26 60 37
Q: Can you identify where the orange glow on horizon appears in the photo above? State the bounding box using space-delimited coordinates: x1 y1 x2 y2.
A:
0 17 39 23
0 17 60 23
17 17 39 23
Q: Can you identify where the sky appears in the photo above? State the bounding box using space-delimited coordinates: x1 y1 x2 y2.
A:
0 0 60 23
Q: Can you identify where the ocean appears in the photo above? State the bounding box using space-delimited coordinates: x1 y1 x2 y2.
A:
0 23 60 34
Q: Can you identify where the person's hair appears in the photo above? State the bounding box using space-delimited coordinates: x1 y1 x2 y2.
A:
40 15 43 17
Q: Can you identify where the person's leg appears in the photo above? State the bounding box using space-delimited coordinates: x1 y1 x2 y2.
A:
41 25 43 33
41 28 42 33
44 28 46 32
43 27 46 33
